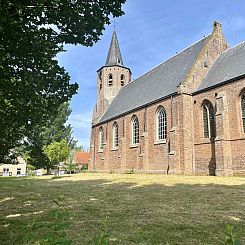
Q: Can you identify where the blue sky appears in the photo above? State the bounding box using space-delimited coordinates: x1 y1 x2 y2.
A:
57 0 245 149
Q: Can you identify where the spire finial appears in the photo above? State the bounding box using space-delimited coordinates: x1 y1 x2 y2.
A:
113 18 117 31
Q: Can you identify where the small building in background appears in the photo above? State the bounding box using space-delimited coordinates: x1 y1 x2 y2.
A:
0 157 27 177
73 151 89 170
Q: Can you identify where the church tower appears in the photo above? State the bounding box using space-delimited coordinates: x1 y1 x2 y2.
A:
92 31 131 124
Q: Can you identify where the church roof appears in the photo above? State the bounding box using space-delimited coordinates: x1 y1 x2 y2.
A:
98 35 211 124
105 31 124 66
195 41 245 93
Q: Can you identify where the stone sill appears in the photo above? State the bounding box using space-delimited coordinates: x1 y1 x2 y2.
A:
154 140 166 145
111 148 118 151
130 144 139 148
98 150 104 153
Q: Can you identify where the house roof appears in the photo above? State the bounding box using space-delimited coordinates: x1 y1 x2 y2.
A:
98 35 211 124
74 152 89 164
195 41 245 93
105 31 124 67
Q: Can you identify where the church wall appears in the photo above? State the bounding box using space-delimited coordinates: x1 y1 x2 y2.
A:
193 78 245 175
90 96 183 173
90 78 245 176
143 99 173 173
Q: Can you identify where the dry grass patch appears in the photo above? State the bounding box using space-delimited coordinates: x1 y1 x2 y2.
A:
0 173 244 244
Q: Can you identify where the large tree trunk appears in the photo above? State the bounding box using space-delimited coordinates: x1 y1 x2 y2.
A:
47 166 51 175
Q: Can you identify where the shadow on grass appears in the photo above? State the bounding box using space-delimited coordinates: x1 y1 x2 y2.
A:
0 175 244 244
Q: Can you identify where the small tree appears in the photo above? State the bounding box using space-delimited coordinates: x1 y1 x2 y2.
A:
43 140 70 175
26 164 36 176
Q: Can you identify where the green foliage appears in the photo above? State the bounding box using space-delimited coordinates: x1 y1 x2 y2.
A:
224 224 241 245
65 162 78 174
27 164 36 176
26 102 75 171
91 232 109 245
81 164 89 172
74 145 85 151
43 140 70 166
0 0 126 163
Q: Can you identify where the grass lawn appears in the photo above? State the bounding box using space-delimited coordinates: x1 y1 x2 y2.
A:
0 173 245 244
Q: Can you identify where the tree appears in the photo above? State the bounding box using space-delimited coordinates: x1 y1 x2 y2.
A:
74 145 85 151
26 102 76 173
43 140 70 174
0 0 126 163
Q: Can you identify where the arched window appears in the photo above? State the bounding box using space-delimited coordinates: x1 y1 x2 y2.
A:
99 127 104 150
203 102 215 138
131 115 139 145
156 107 167 141
121 74 125 87
108 74 113 86
242 92 245 132
112 122 119 148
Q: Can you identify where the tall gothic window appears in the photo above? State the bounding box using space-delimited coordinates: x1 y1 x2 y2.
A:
112 122 119 148
242 92 245 132
131 115 139 145
156 106 167 141
121 74 125 86
108 74 113 86
203 102 215 139
99 127 104 150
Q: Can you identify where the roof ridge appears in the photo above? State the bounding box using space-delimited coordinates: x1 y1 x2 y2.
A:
124 34 211 88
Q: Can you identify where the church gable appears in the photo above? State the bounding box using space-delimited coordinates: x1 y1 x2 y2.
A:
179 21 228 94
195 41 245 93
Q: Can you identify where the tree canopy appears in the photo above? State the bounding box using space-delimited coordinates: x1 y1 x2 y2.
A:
0 0 126 163
26 102 76 172
43 140 70 166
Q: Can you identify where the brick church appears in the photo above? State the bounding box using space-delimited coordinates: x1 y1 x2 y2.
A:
89 21 245 176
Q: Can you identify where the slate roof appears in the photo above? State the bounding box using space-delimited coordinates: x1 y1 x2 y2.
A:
98 35 211 124
105 31 124 66
195 41 245 93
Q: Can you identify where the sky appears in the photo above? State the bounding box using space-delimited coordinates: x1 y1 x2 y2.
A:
57 0 245 149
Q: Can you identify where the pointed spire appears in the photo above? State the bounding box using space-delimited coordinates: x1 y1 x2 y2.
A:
105 31 124 66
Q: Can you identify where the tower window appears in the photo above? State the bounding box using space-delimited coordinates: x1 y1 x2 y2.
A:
108 74 113 86
121 74 125 86
117 58 121 64
99 83 102 90
131 115 139 145
203 101 215 139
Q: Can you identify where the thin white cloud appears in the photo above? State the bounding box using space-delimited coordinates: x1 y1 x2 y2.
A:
69 111 92 129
